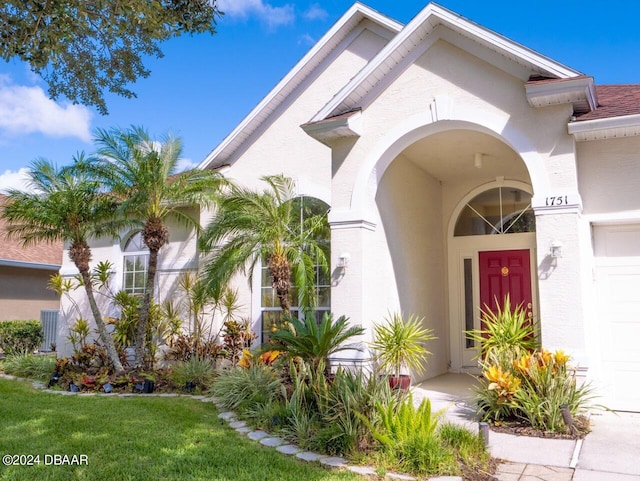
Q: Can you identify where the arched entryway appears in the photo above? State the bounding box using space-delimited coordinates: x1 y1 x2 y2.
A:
370 128 538 380
447 181 538 370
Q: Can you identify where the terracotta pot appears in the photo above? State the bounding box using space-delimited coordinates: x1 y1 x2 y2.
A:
388 374 411 391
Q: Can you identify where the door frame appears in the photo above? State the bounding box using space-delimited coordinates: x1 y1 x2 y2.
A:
448 238 538 369
447 181 539 372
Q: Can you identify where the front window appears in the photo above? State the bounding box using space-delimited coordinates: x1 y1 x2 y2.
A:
261 196 330 343
454 187 535 236
123 232 149 295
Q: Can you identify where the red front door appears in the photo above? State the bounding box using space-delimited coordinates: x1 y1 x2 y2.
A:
479 249 532 318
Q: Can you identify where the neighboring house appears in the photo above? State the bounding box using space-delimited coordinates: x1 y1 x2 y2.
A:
0 194 62 327
60 3 640 411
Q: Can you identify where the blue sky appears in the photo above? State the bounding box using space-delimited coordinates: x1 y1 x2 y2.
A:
1 0 638 191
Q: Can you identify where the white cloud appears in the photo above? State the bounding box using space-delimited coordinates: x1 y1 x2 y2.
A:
176 157 199 172
218 0 295 28
303 4 328 21
0 77 92 141
0 168 31 193
298 33 316 46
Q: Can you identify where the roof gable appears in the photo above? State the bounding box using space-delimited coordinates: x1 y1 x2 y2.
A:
198 2 402 170
310 2 582 123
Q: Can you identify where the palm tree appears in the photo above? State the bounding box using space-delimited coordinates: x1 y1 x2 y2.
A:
88 126 224 367
1 158 126 371
198 175 329 314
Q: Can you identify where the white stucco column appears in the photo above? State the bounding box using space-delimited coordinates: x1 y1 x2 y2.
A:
534 205 590 368
328 214 377 366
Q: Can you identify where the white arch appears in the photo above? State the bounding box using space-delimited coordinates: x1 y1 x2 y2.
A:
446 179 534 239
347 110 549 223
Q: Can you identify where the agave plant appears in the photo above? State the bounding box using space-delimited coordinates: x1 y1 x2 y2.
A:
266 312 364 375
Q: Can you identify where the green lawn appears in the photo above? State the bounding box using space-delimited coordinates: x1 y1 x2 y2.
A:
0 378 360 481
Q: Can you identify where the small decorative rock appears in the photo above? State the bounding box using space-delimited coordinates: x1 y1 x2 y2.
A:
347 466 378 476
229 420 247 429
260 437 285 447
158 393 178 397
235 427 251 434
319 457 347 468
218 411 235 421
247 430 269 441
295 451 327 462
276 444 300 455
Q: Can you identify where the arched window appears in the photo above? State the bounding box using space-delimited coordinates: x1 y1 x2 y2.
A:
122 232 149 295
261 196 330 342
454 187 535 236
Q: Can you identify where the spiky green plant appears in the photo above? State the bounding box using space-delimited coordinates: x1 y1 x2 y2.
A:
266 312 364 375
466 294 538 359
370 312 436 380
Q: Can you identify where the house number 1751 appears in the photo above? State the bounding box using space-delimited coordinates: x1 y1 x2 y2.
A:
545 195 569 206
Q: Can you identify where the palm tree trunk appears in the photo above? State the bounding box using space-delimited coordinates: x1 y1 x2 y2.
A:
269 254 291 313
78 270 124 372
69 241 123 372
134 247 158 368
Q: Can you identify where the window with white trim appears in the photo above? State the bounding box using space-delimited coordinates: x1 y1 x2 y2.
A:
123 232 149 295
454 187 535 236
261 196 330 343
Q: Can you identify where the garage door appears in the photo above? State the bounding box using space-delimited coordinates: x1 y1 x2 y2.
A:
594 224 640 411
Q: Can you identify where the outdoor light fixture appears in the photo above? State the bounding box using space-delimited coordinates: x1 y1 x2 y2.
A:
474 152 483 169
337 253 351 268
550 240 563 259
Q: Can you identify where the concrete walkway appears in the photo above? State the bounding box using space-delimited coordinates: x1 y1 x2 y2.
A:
414 374 640 481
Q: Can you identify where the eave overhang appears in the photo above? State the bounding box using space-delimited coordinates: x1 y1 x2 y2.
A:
568 114 640 142
526 76 597 114
301 109 362 146
0 259 61 271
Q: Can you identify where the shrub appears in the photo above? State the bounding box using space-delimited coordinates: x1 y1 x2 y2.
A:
166 334 223 362
212 364 283 412
370 312 435 380
466 294 538 359
221 320 257 366
2 352 57 380
0 320 44 355
360 394 451 475
169 357 217 391
266 312 365 376
476 348 598 432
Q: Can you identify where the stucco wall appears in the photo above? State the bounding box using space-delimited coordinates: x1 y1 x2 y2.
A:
57 210 201 357
217 25 393 325
577 137 640 215
373 157 447 379
0 266 59 320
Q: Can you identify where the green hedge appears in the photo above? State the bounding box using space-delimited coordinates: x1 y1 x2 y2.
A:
0 320 44 355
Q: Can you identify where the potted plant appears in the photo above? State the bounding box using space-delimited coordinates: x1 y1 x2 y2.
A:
370 312 436 390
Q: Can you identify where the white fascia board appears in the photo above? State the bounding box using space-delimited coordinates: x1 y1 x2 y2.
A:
526 77 596 110
568 114 640 140
311 2 581 122
198 4 402 171
0 259 61 271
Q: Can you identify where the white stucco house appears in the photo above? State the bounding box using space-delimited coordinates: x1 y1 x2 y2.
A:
59 2 640 411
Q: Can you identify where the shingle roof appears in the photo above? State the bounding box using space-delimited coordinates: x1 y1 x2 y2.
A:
575 85 640 121
0 195 63 267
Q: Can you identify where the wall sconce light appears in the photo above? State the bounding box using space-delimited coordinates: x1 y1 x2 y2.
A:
337 253 351 268
550 240 563 259
474 152 483 169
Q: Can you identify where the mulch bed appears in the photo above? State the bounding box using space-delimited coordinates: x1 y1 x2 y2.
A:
489 415 590 440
